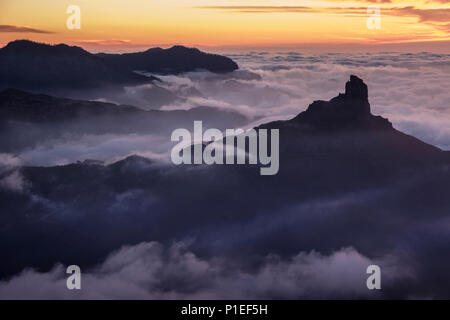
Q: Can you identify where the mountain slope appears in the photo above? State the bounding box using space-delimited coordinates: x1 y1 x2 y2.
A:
1 76 450 299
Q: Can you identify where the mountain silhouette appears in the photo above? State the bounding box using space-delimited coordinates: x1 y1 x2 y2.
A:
0 40 238 92
0 87 250 152
1 76 449 299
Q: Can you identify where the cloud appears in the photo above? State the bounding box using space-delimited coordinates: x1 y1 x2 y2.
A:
196 5 450 23
75 39 132 46
0 163 447 298
0 25 54 34
0 241 405 299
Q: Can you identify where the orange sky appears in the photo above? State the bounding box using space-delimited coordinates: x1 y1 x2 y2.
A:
1 0 450 52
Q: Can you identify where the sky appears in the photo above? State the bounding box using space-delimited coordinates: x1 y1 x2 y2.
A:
0 0 450 52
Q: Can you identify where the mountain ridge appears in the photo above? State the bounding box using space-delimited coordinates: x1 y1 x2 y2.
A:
0 87 250 153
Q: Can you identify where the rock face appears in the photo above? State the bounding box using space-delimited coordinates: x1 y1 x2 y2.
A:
0 40 239 92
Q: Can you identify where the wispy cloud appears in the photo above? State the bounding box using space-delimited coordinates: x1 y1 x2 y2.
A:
75 39 132 46
0 25 54 34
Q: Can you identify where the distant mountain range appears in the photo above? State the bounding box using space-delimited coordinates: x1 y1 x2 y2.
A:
0 88 249 152
0 40 238 92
